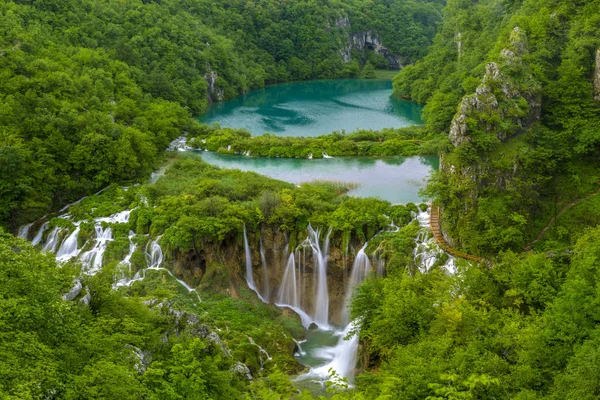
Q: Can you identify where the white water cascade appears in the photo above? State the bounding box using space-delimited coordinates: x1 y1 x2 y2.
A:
120 231 136 269
301 241 373 384
17 222 33 240
341 243 371 326
32 222 49 246
80 225 113 274
278 253 299 308
259 238 271 302
56 226 80 262
243 225 266 302
43 227 63 253
414 210 456 274
306 226 331 326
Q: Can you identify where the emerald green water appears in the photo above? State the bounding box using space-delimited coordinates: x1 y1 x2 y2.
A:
199 79 423 137
196 152 438 204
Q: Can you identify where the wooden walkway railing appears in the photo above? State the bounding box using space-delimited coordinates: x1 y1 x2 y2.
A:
430 205 487 263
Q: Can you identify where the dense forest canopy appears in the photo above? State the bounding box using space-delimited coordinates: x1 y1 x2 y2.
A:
0 0 443 231
4 0 600 398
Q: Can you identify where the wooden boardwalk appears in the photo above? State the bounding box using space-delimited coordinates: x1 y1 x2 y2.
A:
429 205 487 263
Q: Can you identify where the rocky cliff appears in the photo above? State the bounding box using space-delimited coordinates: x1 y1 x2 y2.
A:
439 28 542 252
168 225 372 326
449 27 541 147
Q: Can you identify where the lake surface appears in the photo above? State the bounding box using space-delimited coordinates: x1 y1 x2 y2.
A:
195 152 438 204
199 79 423 137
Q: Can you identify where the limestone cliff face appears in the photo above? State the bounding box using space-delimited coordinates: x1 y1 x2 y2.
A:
168 225 371 326
341 30 406 69
334 15 405 70
449 27 541 147
594 48 600 101
440 27 542 251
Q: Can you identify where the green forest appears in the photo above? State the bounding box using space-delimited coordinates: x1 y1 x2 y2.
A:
3 0 600 398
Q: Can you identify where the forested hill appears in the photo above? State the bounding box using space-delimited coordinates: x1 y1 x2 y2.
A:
393 0 600 255
0 0 442 231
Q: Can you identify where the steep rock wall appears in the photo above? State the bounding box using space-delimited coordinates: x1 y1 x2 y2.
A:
439 27 542 252
169 225 372 326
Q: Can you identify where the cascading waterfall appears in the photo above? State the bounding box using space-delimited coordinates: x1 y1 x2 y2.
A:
302 242 373 384
32 222 49 246
243 225 266 302
17 222 33 240
115 238 201 301
259 238 270 302
120 231 136 270
80 225 113 274
306 225 331 326
341 243 371 326
413 209 456 273
43 227 62 253
278 254 299 308
145 239 163 269
56 226 80 261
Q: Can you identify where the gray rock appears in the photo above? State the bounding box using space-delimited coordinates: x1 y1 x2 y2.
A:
341 30 405 69
79 287 91 306
230 361 253 380
125 345 152 375
63 279 83 301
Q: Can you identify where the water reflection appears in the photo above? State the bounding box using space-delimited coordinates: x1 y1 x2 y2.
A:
194 151 438 204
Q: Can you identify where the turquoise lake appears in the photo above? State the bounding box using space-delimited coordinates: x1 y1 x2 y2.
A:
199 79 424 137
194 79 436 204
195 152 438 204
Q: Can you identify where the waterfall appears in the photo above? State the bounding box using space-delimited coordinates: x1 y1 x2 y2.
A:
304 322 360 382
259 238 270 301
248 337 272 370
80 225 113 274
299 240 377 384
18 222 34 240
56 227 80 261
243 226 266 302
32 222 49 246
413 209 457 274
307 225 331 326
120 231 136 270
114 238 201 301
42 227 62 253
341 243 371 325
145 239 163 269
278 254 298 308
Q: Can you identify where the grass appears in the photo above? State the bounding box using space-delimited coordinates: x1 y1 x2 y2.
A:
373 69 400 80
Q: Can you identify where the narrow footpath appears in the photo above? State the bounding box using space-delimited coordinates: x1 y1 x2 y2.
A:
429 205 487 264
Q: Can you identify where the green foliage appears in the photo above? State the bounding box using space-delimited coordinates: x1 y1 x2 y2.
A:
362 61 376 79
188 124 443 158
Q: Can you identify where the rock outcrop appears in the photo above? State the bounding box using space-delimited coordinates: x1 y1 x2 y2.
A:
341 31 405 69
449 27 541 147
